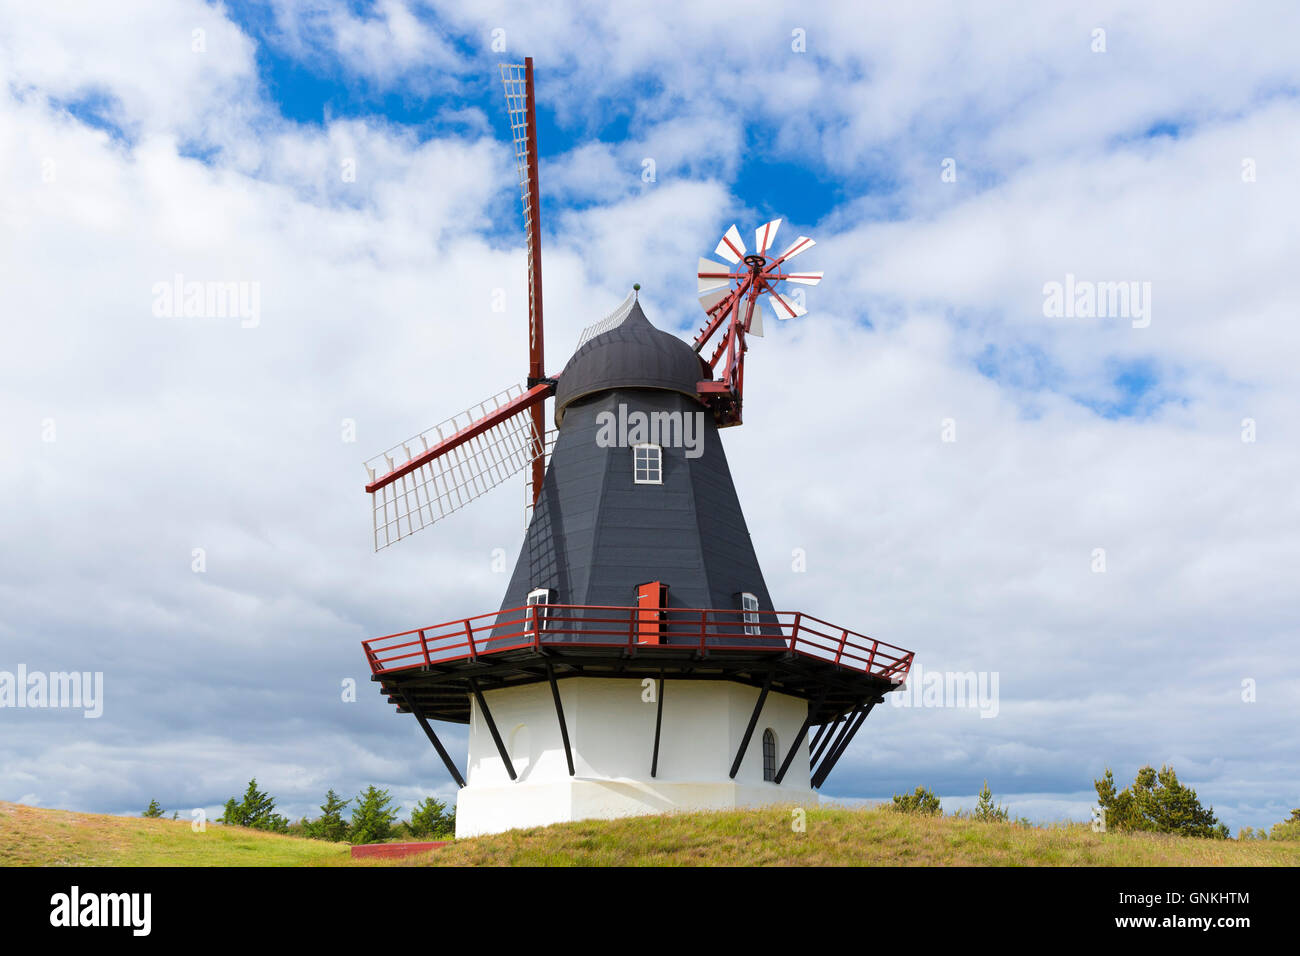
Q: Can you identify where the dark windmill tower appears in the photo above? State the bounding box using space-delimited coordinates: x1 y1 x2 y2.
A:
361 60 914 837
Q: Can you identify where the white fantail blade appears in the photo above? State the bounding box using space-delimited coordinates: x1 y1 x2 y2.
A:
697 257 734 293
768 289 808 320
783 270 823 286
776 235 816 263
754 218 782 255
715 224 746 264
698 287 730 313
747 304 764 337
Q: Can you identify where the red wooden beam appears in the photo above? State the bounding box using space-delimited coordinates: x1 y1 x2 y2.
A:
365 383 551 493
523 57 547 506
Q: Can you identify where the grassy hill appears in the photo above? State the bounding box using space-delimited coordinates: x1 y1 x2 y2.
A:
4 801 1298 867
413 805 1300 867
0 802 349 867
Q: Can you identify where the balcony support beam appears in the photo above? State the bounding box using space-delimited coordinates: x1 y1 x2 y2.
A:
729 670 773 779
468 677 516 781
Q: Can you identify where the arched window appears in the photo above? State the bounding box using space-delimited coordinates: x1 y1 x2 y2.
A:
762 728 777 782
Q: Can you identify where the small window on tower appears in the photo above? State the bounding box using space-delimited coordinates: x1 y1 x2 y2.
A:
741 592 760 635
762 728 777 782
633 443 662 484
526 587 553 633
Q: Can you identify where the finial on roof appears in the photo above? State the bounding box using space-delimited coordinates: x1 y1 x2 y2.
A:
633 283 640 300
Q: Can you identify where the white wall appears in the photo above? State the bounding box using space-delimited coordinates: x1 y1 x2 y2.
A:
456 677 817 837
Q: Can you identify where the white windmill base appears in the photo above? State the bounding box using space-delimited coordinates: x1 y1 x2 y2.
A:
455 678 817 839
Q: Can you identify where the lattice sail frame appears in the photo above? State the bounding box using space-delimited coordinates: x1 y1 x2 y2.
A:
500 63 539 358
522 427 559 528
365 385 543 551
361 62 553 553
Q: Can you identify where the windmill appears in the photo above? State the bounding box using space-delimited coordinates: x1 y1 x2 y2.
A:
361 58 914 838
693 221 823 428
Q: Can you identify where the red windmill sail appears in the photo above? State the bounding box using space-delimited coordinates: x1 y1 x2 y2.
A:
364 61 828 547
363 57 555 551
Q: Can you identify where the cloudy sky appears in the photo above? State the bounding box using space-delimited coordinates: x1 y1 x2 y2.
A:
1 0 1297 834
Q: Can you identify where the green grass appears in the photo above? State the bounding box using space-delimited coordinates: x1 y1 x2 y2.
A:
405 804 1300 867
0 802 350 867
6 800 1298 867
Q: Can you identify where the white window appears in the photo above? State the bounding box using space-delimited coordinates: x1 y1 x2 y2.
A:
526 588 552 633
742 592 760 635
633 443 662 484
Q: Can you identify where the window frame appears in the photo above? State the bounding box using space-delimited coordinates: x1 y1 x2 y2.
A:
632 442 663 485
741 591 760 636
526 587 553 634
762 728 777 782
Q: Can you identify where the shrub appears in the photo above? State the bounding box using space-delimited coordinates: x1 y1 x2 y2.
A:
1269 809 1300 842
142 799 165 819
891 786 942 815
218 778 290 833
1094 766 1227 839
349 785 399 845
972 781 1009 823
303 789 351 842
406 796 456 839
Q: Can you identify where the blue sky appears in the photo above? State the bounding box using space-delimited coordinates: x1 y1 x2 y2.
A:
2 0 1298 834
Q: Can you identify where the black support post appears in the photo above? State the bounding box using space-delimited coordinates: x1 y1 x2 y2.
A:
811 708 858 785
774 686 827 785
729 671 773 779
544 659 575 777
813 700 877 789
809 713 843 769
812 707 860 788
650 676 665 777
808 712 836 753
396 690 466 788
468 677 516 781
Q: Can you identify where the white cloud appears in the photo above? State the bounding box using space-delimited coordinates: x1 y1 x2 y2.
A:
265 0 465 89
1 0 1297 836
0 0 260 139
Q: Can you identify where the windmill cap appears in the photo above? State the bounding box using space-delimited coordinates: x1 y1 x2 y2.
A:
555 300 709 426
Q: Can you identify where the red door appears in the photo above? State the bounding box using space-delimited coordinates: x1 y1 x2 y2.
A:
636 582 667 645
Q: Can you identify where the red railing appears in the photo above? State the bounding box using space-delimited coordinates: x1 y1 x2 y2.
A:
363 604 913 684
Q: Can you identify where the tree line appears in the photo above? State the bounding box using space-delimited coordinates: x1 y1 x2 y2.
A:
888 764 1300 840
140 764 1299 842
142 779 455 842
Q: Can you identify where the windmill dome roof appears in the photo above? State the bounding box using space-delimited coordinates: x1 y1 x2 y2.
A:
555 300 708 425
